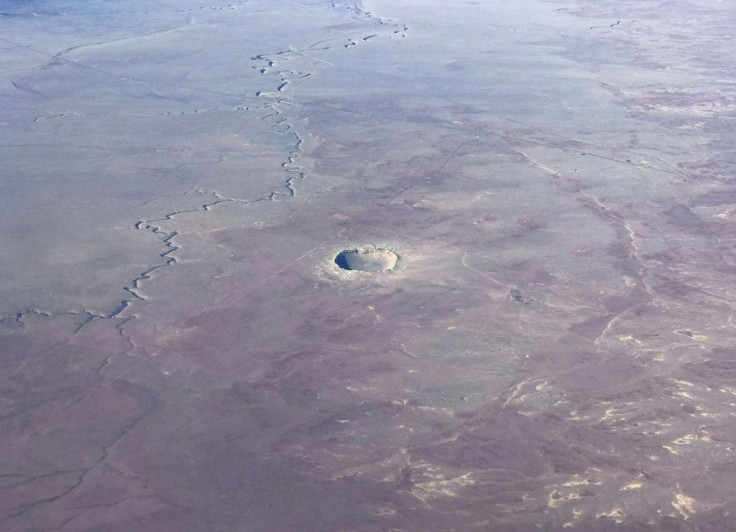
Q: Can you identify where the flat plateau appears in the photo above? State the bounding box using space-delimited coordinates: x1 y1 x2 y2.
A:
1 0 735 530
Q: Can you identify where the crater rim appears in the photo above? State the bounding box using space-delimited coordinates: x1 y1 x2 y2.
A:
334 247 399 273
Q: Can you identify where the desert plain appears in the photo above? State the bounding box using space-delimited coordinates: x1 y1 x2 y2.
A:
1 0 736 530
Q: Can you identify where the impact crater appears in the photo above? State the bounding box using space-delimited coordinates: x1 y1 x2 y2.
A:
335 248 398 272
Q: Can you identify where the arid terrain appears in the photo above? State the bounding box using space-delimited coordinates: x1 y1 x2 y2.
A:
2 0 736 530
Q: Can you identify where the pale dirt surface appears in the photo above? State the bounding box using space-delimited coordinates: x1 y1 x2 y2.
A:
1 0 735 530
